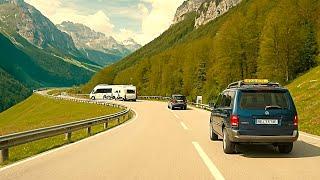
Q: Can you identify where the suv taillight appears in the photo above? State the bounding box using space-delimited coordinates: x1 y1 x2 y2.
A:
294 115 298 128
230 115 239 127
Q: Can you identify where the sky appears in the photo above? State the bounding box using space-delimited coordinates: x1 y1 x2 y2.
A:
25 0 185 45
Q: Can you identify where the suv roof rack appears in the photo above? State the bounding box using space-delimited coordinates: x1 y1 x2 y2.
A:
227 79 281 89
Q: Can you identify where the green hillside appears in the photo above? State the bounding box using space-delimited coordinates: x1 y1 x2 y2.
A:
0 2 100 112
0 68 31 112
287 66 320 135
84 0 320 103
0 94 120 135
0 94 124 164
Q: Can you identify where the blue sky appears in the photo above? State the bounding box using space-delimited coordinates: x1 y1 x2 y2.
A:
25 0 184 45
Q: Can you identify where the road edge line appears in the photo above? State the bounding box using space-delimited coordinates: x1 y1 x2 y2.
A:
0 109 139 172
192 141 225 180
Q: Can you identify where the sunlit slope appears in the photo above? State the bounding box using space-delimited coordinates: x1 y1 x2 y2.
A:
287 66 320 135
0 94 120 135
84 0 320 103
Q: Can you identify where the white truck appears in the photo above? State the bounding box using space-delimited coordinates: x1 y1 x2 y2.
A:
90 84 137 101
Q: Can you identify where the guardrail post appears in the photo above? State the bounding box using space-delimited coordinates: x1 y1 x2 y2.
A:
0 148 9 163
87 127 92 136
117 118 120 124
65 132 72 143
104 122 108 129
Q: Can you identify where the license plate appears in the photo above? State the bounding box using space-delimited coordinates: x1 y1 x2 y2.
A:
256 119 279 125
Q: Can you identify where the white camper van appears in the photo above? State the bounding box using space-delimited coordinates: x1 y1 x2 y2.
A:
90 84 137 101
90 84 113 100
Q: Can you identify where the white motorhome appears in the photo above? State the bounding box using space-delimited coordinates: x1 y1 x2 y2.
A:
90 84 113 100
90 84 137 101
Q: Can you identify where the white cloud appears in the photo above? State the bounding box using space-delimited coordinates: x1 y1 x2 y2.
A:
137 0 184 44
25 0 185 45
25 0 115 36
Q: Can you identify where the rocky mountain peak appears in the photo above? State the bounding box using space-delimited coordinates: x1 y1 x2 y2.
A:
173 0 207 24
173 0 242 28
57 21 141 55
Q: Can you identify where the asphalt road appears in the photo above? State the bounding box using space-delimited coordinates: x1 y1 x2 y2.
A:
0 100 320 180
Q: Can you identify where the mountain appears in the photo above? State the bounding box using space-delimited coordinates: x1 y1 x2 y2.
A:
0 0 98 111
173 0 242 28
57 21 141 66
83 0 320 103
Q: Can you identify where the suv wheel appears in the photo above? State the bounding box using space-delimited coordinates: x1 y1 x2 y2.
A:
223 128 235 154
210 125 218 141
278 143 293 154
91 96 95 100
103 95 107 100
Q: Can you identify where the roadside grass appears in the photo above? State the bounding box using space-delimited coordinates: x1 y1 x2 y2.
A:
0 114 132 166
287 66 320 136
0 94 132 166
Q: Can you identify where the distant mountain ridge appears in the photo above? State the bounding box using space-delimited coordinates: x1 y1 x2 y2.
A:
0 0 98 111
57 21 141 66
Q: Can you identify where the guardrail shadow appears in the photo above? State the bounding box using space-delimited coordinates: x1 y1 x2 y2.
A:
239 141 320 158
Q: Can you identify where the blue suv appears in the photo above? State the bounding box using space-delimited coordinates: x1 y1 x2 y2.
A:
209 80 299 154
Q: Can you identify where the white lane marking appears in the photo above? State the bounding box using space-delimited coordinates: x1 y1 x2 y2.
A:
192 142 225 180
300 133 320 141
180 122 189 130
0 109 139 172
174 114 180 119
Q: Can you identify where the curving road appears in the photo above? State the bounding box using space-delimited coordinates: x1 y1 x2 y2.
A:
0 100 320 180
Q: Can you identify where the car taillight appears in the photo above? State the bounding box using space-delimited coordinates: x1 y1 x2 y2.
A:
294 115 298 127
230 115 239 127
172 99 177 103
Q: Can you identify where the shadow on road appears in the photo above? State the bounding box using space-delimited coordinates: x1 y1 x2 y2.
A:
239 141 320 158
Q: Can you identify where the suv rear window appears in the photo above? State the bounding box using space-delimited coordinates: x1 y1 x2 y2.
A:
239 90 289 110
173 96 186 100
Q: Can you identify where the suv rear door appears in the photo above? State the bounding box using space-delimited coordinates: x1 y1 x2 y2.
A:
212 91 235 135
236 89 297 136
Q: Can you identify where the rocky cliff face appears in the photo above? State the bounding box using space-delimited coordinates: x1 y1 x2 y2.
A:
173 0 242 28
173 0 206 24
57 21 141 55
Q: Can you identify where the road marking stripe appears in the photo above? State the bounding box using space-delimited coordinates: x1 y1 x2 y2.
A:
0 109 139 172
192 142 225 180
180 122 188 130
174 114 180 119
300 133 320 141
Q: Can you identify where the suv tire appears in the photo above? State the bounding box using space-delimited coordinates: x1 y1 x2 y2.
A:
278 143 293 154
223 128 235 154
210 125 218 141
91 96 95 100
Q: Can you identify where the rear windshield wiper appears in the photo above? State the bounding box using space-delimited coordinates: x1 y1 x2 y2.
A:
265 105 282 110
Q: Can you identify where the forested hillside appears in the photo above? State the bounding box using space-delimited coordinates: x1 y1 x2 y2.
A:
84 0 320 103
0 68 31 112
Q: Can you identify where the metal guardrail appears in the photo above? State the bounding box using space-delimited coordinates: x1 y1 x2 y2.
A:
138 96 213 111
0 96 131 163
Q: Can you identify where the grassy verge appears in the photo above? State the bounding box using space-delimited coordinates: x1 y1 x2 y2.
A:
0 94 132 166
287 66 320 136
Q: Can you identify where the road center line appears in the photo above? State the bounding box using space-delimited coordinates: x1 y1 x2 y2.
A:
180 122 188 130
192 142 225 180
174 114 180 119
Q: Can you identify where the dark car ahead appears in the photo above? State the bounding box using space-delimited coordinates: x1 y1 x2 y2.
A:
209 79 299 154
168 95 187 110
